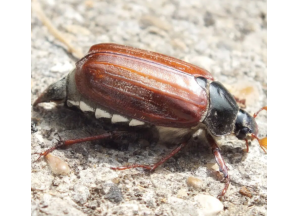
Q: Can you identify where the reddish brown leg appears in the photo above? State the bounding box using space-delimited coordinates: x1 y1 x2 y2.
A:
253 106 267 118
245 139 250 153
111 142 188 171
33 132 124 161
206 134 230 198
234 96 246 109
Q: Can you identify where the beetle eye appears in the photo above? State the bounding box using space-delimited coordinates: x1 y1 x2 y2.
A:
236 127 250 140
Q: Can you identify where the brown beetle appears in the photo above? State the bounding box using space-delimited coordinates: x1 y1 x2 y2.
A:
33 43 267 198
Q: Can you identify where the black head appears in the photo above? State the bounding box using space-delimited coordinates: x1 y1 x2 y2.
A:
234 109 258 140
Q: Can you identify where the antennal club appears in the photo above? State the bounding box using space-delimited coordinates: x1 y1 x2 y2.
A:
252 106 267 153
251 134 267 153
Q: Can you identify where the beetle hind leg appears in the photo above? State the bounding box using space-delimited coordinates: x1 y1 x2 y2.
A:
111 142 188 171
206 134 230 198
33 132 126 161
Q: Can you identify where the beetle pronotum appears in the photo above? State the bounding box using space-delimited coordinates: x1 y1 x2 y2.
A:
33 43 267 198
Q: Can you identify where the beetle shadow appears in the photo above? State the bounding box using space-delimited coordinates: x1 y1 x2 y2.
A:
32 104 160 162
32 104 248 176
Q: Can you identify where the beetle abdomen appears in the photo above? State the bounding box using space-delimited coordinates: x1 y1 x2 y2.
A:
75 44 211 128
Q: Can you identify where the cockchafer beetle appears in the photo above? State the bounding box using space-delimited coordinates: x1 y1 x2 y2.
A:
33 43 267 198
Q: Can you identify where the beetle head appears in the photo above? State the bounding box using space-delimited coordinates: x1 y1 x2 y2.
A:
234 108 267 153
33 76 67 107
234 109 258 140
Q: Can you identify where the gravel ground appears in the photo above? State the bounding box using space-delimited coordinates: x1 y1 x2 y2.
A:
31 0 267 215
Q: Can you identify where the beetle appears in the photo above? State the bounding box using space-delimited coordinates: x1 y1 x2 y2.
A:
33 43 267 198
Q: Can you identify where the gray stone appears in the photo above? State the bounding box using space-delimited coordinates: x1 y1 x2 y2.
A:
72 184 90 205
103 183 123 203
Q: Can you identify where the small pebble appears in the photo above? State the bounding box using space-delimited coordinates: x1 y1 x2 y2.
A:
195 194 223 216
72 184 90 204
239 186 252 198
104 183 123 203
84 0 94 8
140 15 171 31
204 11 215 27
186 176 203 190
45 153 70 175
206 163 219 171
111 177 120 184
176 188 188 198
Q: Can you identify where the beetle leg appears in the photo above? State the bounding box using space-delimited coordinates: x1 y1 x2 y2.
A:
206 134 230 198
233 96 246 109
245 139 250 152
34 131 125 161
253 106 267 118
111 142 188 171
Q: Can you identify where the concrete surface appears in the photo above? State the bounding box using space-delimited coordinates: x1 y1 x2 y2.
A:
31 0 267 215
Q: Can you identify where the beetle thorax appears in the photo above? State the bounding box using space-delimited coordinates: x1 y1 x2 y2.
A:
203 81 239 136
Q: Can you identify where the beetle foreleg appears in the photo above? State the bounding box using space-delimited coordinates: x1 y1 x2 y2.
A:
233 96 246 109
111 142 188 171
206 134 230 198
245 139 250 153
